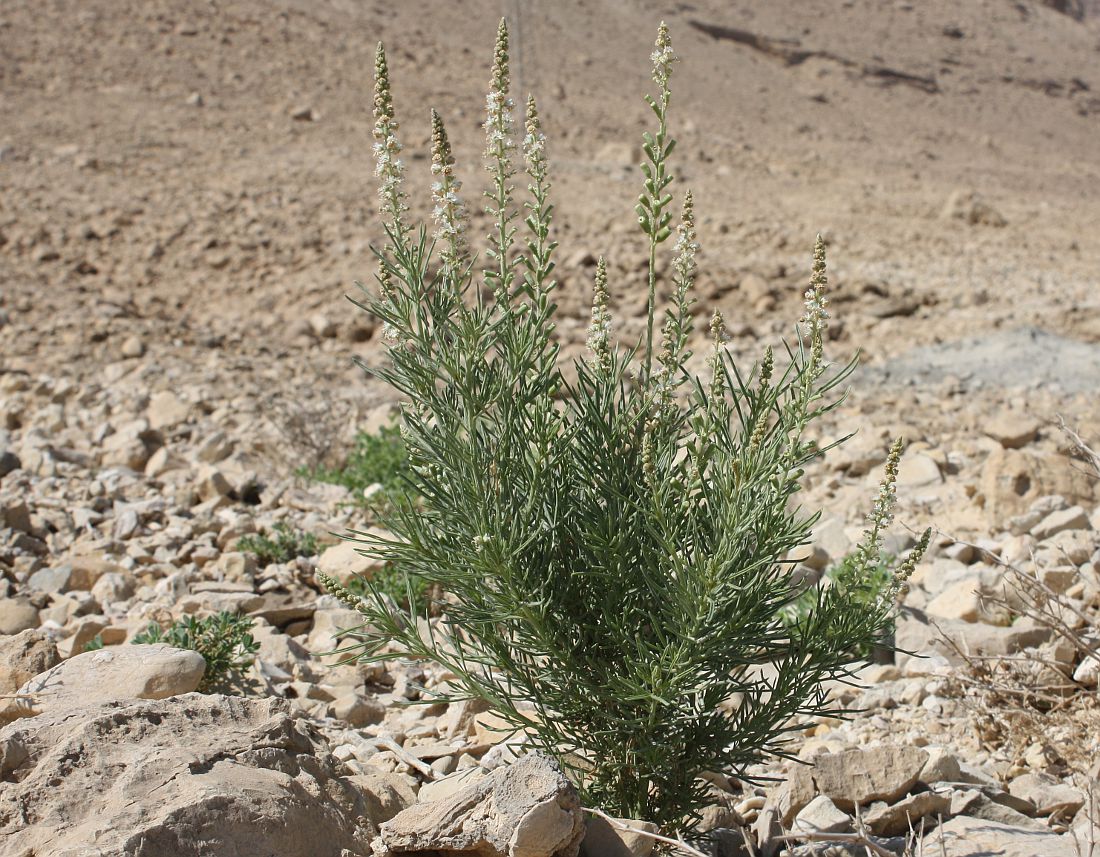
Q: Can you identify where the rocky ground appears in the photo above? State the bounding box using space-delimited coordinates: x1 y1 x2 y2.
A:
2 0 1100 855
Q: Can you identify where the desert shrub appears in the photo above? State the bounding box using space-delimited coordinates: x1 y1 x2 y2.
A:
237 522 319 566
132 611 259 692
305 424 413 507
317 21 930 833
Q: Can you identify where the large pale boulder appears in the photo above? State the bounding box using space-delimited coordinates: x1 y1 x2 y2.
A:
373 751 586 857
0 694 378 856
6 644 205 722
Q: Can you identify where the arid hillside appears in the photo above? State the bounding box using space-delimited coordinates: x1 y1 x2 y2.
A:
2 0 1099 372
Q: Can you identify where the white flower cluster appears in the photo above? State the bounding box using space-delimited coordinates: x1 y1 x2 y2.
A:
651 22 676 90
523 95 548 182
800 235 830 331
523 125 546 179
373 133 405 215
430 110 469 270
372 43 408 232
586 259 612 372
672 192 698 287
484 90 517 178
801 288 830 328
867 479 896 529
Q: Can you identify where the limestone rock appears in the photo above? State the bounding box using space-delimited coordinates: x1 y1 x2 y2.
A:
863 790 951 835
950 789 1048 830
983 412 1041 449
981 448 1095 527
68 554 125 590
1031 505 1090 540
922 816 1066 856
579 815 658 857
925 577 984 622
347 767 418 825
9 644 205 721
373 751 586 857
147 390 191 429
940 189 1007 227
895 607 1051 667
896 451 942 489
919 747 963 784
0 597 40 635
329 692 385 727
794 795 851 834
196 464 233 500
444 696 492 739
308 606 370 653
789 744 928 815
418 767 490 804
1008 772 1084 818
317 540 379 585
0 694 378 856
1073 653 1100 687
0 628 60 693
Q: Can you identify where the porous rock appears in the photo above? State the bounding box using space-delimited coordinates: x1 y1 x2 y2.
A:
0 628 60 693
0 694 378 856
981 448 1095 526
373 751 586 857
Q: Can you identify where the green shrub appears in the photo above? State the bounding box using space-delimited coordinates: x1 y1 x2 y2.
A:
318 21 930 833
132 611 259 692
237 523 319 566
305 425 413 507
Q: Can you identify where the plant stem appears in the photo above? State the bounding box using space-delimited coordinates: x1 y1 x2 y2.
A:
646 241 657 381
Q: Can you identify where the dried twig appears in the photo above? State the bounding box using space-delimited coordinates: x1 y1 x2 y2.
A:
1057 416 1100 481
366 735 438 780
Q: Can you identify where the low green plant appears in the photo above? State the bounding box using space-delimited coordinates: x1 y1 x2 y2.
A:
237 522 319 566
82 633 105 652
304 425 413 507
318 21 930 834
132 611 260 692
782 551 900 658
